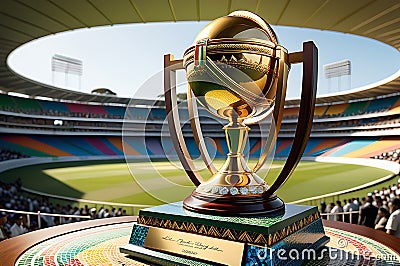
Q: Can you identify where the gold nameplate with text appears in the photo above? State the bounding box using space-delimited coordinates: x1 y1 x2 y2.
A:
144 226 245 266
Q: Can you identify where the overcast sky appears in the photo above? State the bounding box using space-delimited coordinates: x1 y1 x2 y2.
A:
8 21 400 100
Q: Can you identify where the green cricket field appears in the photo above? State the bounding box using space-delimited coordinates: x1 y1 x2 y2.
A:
1 159 396 214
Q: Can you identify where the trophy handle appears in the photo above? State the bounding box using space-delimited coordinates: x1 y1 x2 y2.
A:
187 89 218 175
252 45 289 173
264 41 318 197
164 54 203 186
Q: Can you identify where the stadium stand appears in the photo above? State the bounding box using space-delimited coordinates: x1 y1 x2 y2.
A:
0 94 126 118
314 105 328 117
324 103 349 117
13 97 42 113
1 90 400 163
39 100 70 114
150 108 166 120
1 72 400 246
0 133 257 158
0 178 129 241
320 139 379 157
2 93 400 122
125 107 149 119
306 138 350 157
282 95 400 118
0 94 16 111
145 138 166 156
0 135 126 157
343 101 368 116
317 137 400 158
388 98 400 115
122 137 150 156
343 138 400 158
105 106 125 117
282 107 299 118
364 97 399 113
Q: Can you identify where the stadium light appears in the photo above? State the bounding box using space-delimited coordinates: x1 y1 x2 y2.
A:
52 54 83 90
324 60 351 78
324 59 351 93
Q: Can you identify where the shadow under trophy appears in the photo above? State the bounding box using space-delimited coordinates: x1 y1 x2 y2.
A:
121 11 329 266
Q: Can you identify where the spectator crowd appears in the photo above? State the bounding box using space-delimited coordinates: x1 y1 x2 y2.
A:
0 149 29 162
320 179 400 238
0 179 128 242
372 148 400 164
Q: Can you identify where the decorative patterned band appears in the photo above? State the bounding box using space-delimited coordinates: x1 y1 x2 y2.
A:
183 39 279 68
137 211 321 247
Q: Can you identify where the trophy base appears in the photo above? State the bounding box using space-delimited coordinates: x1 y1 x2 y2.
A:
120 202 329 266
183 191 284 216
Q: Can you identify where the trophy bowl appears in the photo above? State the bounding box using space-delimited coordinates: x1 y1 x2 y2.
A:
181 11 290 215
183 10 284 121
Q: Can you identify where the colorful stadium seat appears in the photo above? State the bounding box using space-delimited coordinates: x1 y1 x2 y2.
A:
39 100 70 113
364 97 398 113
324 103 349 116
343 101 368 116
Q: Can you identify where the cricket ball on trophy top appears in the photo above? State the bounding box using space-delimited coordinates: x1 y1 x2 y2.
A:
183 10 289 122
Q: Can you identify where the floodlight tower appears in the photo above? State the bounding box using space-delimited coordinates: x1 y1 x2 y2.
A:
324 59 351 93
51 54 83 91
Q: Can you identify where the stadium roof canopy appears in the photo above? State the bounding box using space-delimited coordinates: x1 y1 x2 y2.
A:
0 0 399 105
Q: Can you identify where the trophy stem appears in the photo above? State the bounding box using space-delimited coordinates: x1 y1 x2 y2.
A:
223 122 251 185
224 122 248 155
218 122 264 186
183 121 285 216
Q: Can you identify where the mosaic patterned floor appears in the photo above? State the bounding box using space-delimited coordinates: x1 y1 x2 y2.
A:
16 223 400 266
16 223 142 266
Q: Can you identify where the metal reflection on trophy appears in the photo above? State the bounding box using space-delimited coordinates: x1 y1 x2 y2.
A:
164 10 318 216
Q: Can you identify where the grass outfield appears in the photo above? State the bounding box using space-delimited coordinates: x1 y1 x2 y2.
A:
0 159 394 212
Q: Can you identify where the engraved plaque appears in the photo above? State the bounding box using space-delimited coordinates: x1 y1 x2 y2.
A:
144 226 245 266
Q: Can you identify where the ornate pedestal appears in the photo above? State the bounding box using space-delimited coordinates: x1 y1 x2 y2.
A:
120 202 329 265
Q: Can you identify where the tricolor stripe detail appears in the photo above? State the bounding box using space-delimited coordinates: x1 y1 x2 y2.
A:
195 39 207 66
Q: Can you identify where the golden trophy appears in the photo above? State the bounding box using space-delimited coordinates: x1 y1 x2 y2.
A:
165 10 317 215
122 11 328 265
